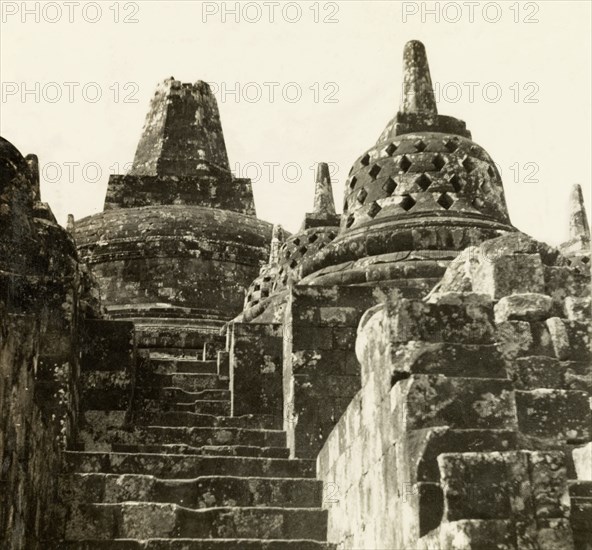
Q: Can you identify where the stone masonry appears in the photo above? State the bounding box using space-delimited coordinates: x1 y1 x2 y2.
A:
1 41 590 549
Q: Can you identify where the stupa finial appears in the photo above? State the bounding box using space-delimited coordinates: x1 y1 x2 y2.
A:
269 224 285 265
569 184 590 243
400 40 438 116
313 162 336 216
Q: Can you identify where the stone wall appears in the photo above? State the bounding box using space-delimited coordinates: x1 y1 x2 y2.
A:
0 137 91 549
0 315 66 549
318 235 591 549
283 285 376 458
229 322 283 421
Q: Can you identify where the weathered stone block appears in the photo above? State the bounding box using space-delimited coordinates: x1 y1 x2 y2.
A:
80 320 136 372
388 298 495 344
438 451 532 521
545 266 591 302
508 356 563 390
392 341 507 381
494 293 554 323
392 375 517 431
564 296 591 322
529 451 571 520
229 322 283 419
406 427 518 483
439 519 516 549
515 389 591 441
572 443 592 481
473 253 545 299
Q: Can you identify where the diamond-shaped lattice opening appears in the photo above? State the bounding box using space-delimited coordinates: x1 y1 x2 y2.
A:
400 194 416 211
487 165 496 178
385 143 398 156
433 154 446 171
437 193 455 210
308 233 318 244
368 164 382 179
293 238 300 246
582 256 590 264
343 199 349 212
284 251 291 260
357 188 368 204
349 176 358 190
444 138 459 153
399 155 412 173
414 139 427 152
368 202 382 218
415 173 432 191
383 177 397 196
261 289 270 298
254 283 261 291
289 260 298 269
360 153 371 166
462 156 476 172
298 246 308 256
328 232 336 239
448 174 462 193
345 214 355 228
263 276 271 283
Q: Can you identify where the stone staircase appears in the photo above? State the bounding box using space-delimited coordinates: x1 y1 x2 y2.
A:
56 341 334 549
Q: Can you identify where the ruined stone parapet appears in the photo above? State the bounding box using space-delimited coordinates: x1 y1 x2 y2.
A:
318 232 591 549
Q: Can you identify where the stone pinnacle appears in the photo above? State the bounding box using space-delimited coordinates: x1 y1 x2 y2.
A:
269 224 285 265
130 79 230 176
313 162 336 216
569 184 590 242
400 40 438 116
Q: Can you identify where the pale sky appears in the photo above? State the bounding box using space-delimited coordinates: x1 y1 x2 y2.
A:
1 0 590 246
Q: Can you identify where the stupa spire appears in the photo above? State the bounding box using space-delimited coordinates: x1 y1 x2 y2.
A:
130 78 230 176
269 224 285 265
400 40 438 116
378 40 470 141
313 162 336 216
569 184 590 242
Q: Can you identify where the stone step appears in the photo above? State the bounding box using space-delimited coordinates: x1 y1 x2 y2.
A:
65 503 328 541
147 359 218 375
138 388 231 403
135 327 215 349
147 347 205 359
64 452 316 479
136 373 226 392
133 412 281 430
53 538 335 549
80 426 286 451
61 473 322 508
111 444 290 459
172 400 231 416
